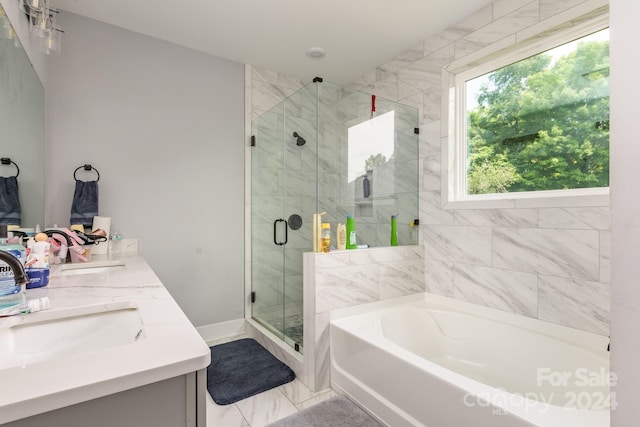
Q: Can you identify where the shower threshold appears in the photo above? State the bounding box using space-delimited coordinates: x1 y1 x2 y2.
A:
253 314 303 355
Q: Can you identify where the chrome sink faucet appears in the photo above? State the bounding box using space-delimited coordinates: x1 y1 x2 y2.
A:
0 250 29 286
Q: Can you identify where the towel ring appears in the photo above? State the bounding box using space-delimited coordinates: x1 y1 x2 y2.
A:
0 158 19 178
74 164 100 182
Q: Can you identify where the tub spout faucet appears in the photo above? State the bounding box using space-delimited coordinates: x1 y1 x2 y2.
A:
0 250 29 286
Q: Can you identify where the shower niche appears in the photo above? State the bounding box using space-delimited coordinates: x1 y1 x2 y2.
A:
250 79 419 353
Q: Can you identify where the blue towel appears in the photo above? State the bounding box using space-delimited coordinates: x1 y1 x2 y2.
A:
0 176 21 226
70 180 98 227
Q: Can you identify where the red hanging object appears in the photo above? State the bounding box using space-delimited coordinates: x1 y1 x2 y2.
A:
370 94 376 119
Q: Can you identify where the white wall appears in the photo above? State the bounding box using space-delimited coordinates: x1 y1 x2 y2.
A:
46 12 245 327
610 0 640 424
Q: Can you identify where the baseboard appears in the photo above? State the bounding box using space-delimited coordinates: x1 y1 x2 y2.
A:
196 318 246 344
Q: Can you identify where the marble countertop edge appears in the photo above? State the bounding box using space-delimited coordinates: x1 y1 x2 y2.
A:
0 255 211 424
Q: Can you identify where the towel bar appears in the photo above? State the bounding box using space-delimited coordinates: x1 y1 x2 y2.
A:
0 158 19 177
74 164 100 182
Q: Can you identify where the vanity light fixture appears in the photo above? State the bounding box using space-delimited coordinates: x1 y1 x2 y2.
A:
20 0 63 54
0 7 17 42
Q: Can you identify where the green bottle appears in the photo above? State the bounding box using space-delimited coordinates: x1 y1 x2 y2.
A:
390 215 398 246
346 215 357 249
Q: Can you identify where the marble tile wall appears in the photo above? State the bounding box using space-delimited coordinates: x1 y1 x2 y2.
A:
245 0 610 391
346 0 610 336
250 70 420 251
303 246 425 390
313 246 425 313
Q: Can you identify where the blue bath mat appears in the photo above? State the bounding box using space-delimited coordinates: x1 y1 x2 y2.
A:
207 338 295 405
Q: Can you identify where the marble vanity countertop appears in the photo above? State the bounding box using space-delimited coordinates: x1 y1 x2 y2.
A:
0 255 211 424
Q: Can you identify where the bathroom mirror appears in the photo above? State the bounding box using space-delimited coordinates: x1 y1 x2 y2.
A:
0 4 46 228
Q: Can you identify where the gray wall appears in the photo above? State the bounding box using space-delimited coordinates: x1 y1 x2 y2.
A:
46 12 245 327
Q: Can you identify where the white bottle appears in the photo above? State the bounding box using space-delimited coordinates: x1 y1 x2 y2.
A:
26 236 34 259
28 233 50 268
336 223 346 250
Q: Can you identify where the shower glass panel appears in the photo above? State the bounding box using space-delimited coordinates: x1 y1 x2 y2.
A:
251 84 316 352
316 83 420 247
251 80 419 353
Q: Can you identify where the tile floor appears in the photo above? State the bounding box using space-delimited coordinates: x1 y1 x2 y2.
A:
206 335 336 427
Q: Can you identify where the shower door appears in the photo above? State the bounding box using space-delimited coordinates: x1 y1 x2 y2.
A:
251 85 316 353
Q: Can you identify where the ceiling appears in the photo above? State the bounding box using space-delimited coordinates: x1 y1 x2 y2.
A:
54 0 493 85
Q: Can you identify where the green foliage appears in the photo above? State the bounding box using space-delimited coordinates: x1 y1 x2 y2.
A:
467 36 609 195
364 153 388 172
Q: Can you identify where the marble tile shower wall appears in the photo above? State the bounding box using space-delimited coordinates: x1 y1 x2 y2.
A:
245 0 609 395
250 72 420 249
345 0 610 335
315 86 420 247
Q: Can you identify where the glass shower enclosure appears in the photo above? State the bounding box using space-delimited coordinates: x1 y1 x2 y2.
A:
251 80 419 353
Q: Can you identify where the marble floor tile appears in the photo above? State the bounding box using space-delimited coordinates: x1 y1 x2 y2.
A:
235 388 298 427
277 379 317 405
206 394 249 427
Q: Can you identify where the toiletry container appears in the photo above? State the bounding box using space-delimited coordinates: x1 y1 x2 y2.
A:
346 215 357 249
26 268 49 289
29 233 50 268
0 244 26 309
321 223 331 253
26 233 50 289
0 276 25 310
362 175 371 198
313 212 326 253
390 215 398 246
91 216 111 255
109 229 123 256
336 223 346 250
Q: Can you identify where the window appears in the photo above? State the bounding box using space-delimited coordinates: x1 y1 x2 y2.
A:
448 23 609 205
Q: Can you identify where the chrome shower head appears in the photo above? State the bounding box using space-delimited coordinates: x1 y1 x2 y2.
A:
293 131 306 146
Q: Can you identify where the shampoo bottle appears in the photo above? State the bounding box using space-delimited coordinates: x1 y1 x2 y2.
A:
321 223 331 253
362 175 370 198
346 215 357 249
390 215 398 246
336 223 346 250
312 212 327 253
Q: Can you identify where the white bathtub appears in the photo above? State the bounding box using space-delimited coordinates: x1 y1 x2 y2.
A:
330 293 611 427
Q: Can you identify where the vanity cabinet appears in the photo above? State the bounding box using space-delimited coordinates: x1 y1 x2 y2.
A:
4 370 206 427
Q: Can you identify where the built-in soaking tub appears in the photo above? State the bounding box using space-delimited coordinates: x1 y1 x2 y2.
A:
330 293 611 427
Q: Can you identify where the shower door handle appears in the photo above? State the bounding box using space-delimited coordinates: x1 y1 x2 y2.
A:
273 219 288 246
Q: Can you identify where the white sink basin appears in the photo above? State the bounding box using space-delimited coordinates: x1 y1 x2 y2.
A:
58 260 126 276
0 301 143 369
